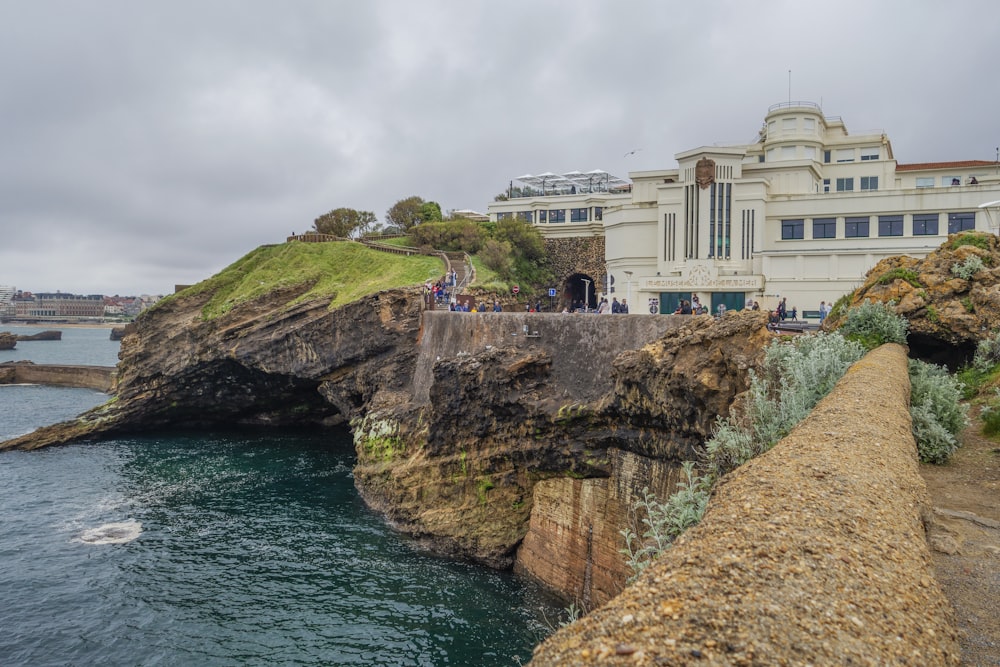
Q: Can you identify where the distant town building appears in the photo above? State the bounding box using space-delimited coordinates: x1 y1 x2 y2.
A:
489 102 1000 316
13 292 105 320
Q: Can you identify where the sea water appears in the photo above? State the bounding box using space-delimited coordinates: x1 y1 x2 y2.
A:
0 328 562 666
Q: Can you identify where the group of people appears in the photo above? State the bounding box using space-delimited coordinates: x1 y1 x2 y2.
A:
595 297 629 314
449 300 503 312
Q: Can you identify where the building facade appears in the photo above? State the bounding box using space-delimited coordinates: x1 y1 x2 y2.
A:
490 102 1000 316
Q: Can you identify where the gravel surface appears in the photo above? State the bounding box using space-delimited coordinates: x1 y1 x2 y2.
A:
530 344 960 666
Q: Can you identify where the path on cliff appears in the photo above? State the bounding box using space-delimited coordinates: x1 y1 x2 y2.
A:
922 407 1000 665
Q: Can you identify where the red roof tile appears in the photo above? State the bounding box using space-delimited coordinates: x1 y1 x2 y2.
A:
896 160 996 171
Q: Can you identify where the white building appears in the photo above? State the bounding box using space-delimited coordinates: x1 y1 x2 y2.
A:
489 102 1000 317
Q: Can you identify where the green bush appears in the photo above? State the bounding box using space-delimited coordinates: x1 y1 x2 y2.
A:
979 389 1000 436
838 300 909 349
876 267 923 287
826 290 855 322
951 255 985 281
948 232 990 251
908 359 968 463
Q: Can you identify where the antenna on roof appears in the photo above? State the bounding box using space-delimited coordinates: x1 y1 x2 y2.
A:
788 70 791 105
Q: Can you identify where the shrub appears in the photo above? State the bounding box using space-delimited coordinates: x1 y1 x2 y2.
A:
948 232 990 251
961 297 975 313
980 389 1000 436
973 330 1000 372
951 255 985 281
838 300 908 349
620 463 711 580
909 359 968 463
826 290 855 322
876 267 923 287
707 332 865 477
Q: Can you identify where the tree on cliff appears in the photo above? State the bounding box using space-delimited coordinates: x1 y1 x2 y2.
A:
386 196 442 231
313 208 378 238
483 217 553 287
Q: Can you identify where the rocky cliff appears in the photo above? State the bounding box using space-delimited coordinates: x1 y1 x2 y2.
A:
828 230 1000 367
0 285 425 450
353 310 772 600
0 262 773 605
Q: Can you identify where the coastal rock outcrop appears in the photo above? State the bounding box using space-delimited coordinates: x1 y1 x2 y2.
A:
0 267 773 604
353 310 771 594
0 285 425 449
829 231 1000 367
0 332 16 350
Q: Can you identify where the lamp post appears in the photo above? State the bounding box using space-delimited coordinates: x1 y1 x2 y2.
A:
624 271 633 313
581 278 591 311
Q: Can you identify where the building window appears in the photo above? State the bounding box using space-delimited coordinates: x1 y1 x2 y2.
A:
946 176 961 186
813 218 836 239
836 148 854 163
836 177 854 192
803 118 815 132
878 215 903 237
803 146 816 160
845 216 870 238
913 213 939 235
517 211 533 222
860 176 878 191
496 212 512 220
594 207 603 221
781 219 804 240
781 146 796 160
758 154 765 163
570 208 588 222
860 147 879 161
549 209 566 223
766 148 776 161
538 210 547 223
948 212 975 233
782 118 796 130
916 177 935 188
823 179 830 193
823 150 831 163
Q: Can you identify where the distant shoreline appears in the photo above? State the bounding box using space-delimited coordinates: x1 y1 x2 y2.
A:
2 322 125 330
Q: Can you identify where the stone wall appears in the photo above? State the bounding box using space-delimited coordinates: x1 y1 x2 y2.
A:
545 236 606 288
530 343 961 665
0 363 116 392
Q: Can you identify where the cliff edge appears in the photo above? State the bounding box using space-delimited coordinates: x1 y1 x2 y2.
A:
530 344 960 666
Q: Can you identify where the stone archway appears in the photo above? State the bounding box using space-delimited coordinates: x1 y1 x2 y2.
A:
565 273 598 311
544 237 606 311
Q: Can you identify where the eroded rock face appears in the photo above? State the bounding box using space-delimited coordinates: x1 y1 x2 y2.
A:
2 280 774 604
0 286 425 450
0 332 16 350
831 232 1000 367
352 310 771 578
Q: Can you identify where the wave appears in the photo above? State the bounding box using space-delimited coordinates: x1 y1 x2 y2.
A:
76 519 143 545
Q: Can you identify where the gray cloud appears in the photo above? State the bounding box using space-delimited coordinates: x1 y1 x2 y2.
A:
1 0 998 295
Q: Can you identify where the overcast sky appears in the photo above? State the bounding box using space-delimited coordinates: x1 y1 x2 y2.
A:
2 0 998 296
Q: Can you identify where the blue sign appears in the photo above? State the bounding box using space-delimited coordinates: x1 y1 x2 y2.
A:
548 288 557 297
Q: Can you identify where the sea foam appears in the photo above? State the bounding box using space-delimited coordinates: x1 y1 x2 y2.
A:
77 519 143 545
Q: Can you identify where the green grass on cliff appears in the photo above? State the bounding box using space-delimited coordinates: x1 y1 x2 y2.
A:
179 241 445 320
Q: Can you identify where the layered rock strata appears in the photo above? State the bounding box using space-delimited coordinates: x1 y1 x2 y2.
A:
530 344 960 666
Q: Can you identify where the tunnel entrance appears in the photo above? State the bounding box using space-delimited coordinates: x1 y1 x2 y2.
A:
564 273 598 311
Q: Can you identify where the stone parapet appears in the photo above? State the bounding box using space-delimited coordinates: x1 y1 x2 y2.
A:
530 343 960 666
0 363 116 392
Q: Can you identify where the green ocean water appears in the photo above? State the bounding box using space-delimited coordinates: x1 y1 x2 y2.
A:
0 328 563 666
